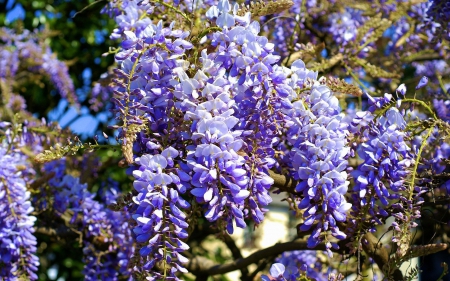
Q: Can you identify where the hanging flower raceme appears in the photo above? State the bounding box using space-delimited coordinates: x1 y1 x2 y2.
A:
132 152 190 280
105 1 197 278
0 27 77 105
0 147 39 280
348 87 415 237
185 93 251 233
199 0 303 229
43 161 136 281
111 17 193 165
284 66 351 254
112 19 194 130
351 108 413 222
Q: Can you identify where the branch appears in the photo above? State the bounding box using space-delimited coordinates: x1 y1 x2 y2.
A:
72 0 105 18
186 239 331 276
402 53 444 63
423 198 450 207
248 255 277 280
35 225 74 238
304 20 325 39
222 234 250 280
268 170 299 195
361 233 403 280
35 210 111 251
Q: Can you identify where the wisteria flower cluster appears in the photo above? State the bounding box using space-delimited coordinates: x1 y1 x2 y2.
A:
104 0 350 275
94 0 450 278
0 147 39 280
44 160 136 281
2 0 450 280
0 28 76 106
286 76 351 253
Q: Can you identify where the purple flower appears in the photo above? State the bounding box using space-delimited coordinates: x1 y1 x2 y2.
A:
425 0 450 41
328 8 366 48
261 263 287 281
285 77 351 252
415 76 429 89
0 27 76 105
43 160 136 280
132 152 190 279
0 147 39 280
349 106 415 235
267 250 334 281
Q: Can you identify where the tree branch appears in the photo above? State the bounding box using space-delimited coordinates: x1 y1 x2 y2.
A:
186 239 331 276
269 170 299 195
248 255 277 280
402 53 444 63
35 225 74 238
361 233 403 280
222 234 250 280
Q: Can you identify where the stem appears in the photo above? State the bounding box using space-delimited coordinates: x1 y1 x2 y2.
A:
345 66 370 109
409 126 434 200
345 66 372 93
197 27 222 41
403 98 438 120
436 71 450 97
158 192 171 280
186 239 334 275
152 0 191 24
72 0 105 18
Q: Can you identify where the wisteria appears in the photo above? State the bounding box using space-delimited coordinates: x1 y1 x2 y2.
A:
328 8 365 48
425 0 450 41
0 147 39 280
2 0 450 280
0 27 77 105
44 160 136 281
350 106 414 228
286 77 351 252
132 153 191 279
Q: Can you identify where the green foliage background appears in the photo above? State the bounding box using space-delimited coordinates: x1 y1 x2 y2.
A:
1 1 122 279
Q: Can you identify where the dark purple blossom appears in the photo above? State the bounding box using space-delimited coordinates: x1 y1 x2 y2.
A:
425 0 450 41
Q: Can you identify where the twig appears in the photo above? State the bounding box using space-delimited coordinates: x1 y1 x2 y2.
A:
222 234 250 279
248 255 277 280
72 0 105 18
